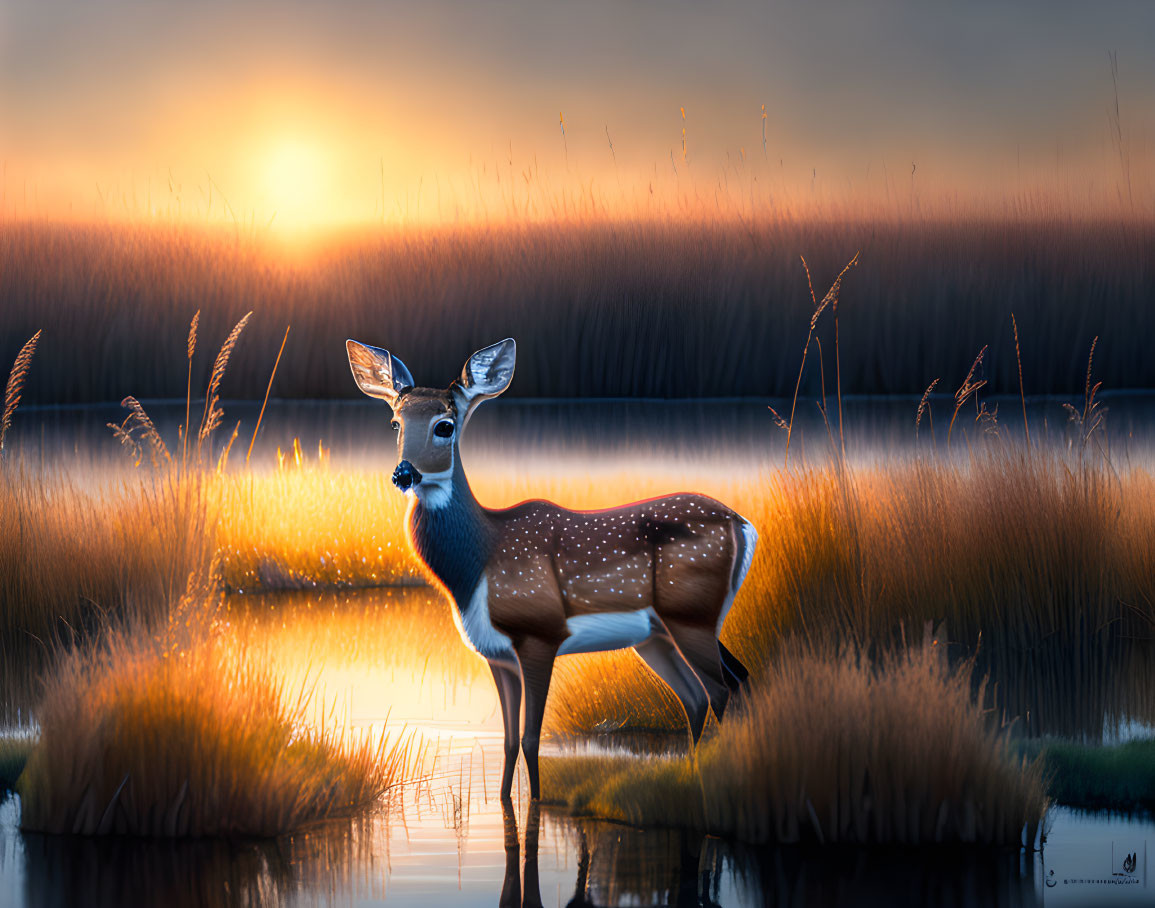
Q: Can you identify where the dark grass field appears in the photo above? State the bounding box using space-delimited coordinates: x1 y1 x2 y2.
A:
2 217 1153 405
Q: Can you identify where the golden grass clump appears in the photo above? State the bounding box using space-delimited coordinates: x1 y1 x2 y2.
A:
19 591 413 837
0 471 215 704
544 637 1048 847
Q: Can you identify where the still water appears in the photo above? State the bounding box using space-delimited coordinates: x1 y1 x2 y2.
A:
2 743 1152 908
2 587 1153 908
11 391 1155 473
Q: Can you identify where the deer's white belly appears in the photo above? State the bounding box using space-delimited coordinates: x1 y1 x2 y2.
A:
558 608 658 656
453 576 516 666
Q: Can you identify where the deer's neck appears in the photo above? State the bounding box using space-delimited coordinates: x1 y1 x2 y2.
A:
407 458 494 607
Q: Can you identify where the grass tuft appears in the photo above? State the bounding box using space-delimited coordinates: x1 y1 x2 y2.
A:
545 638 1048 847
19 592 415 837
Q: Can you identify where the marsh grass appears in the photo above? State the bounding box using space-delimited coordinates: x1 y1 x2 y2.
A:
1 330 41 455
0 470 215 714
544 638 1049 847
530 451 1155 740
7 442 1154 740
18 586 416 837
216 460 419 592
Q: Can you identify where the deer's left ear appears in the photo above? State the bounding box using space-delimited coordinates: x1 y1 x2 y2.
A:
346 339 415 408
453 338 516 422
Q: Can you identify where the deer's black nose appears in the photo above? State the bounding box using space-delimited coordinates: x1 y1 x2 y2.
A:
392 460 422 492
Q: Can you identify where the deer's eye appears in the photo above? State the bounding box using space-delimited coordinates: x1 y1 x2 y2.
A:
433 420 455 438
390 419 400 431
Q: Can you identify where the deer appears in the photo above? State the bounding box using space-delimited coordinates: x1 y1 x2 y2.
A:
346 337 757 801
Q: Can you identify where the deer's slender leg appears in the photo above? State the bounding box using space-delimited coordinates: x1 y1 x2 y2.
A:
663 620 732 723
635 637 711 745
490 661 522 800
515 636 558 800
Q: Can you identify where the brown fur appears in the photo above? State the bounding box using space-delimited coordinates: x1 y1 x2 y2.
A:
486 494 736 639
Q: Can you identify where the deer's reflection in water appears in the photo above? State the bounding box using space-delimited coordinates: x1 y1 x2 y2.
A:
504 801 723 908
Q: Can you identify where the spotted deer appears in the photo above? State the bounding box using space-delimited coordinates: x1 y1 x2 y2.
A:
346 337 757 800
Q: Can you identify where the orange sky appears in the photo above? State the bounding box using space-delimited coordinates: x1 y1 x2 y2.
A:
2 1 1152 227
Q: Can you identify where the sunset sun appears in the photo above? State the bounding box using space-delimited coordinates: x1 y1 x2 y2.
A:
260 139 330 226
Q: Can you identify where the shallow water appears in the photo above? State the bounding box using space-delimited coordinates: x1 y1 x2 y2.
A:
3 587 1154 907
2 749 1153 907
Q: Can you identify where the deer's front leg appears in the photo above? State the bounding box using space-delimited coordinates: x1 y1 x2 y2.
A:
515 637 558 800
490 661 522 801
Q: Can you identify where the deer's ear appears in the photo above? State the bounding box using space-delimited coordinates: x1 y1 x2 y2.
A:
346 340 414 406
453 338 516 421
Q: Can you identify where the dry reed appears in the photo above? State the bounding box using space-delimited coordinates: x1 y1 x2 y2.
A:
1 330 41 454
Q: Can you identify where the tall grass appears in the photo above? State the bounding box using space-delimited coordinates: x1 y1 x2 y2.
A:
215 457 419 592
18 586 415 836
544 637 1048 847
2 219 1153 404
0 471 214 714
6 442 1154 739
0 309 259 714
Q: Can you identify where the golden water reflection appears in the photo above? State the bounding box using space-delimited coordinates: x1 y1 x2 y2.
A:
11 757 1149 908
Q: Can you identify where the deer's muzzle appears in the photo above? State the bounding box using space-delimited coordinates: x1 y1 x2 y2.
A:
392 460 422 492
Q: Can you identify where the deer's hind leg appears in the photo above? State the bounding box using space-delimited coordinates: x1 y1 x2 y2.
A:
662 619 732 723
634 636 711 744
718 640 749 693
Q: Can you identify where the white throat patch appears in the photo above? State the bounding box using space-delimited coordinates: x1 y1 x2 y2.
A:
451 575 516 666
412 468 454 510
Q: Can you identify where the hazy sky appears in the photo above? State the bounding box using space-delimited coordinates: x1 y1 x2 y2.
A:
2 0 1152 224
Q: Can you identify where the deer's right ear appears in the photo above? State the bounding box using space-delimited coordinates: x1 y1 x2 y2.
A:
451 338 516 426
346 340 415 407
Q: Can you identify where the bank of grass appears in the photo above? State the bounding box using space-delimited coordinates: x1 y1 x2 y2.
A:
18 587 417 837
543 638 1049 847
1018 737 1155 812
216 457 418 591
